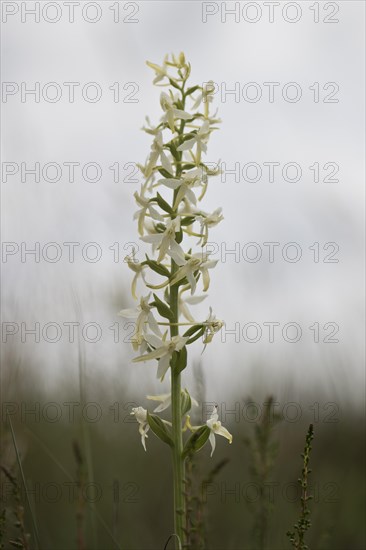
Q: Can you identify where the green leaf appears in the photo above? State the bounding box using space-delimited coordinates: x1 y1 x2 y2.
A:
183 324 204 338
185 85 200 96
156 192 174 215
175 99 184 110
158 168 174 179
181 216 196 226
187 328 205 345
154 223 166 233
169 78 181 90
179 132 196 145
183 426 210 458
167 143 180 161
182 163 197 171
152 293 174 322
175 346 187 374
175 228 183 244
181 389 192 416
170 275 189 289
144 256 170 278
147 412 173 447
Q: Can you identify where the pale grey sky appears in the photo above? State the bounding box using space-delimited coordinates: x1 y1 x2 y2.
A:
2 1 365 404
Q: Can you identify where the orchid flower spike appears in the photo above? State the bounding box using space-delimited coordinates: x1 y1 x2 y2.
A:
123 54 229 473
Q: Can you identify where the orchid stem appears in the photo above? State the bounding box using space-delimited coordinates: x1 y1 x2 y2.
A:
170 82 187 550
170 261 185 548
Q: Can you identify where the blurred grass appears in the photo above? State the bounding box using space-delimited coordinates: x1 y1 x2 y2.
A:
1 368 365 550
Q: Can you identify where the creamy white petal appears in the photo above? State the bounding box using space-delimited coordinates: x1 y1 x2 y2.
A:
186 270 197 295
186 188 197 205
140 425 149 451
133 348 163 362
179 301 195 323
118 308 139 319
157 236 170 263
160 178 182 189
157 353 171 380
147 311 162 336
153 401 171 413
145 334 164 348
148 204 164 221
146 392 172 412
214 425 233 443
177 138 197 152
185 295 207 305
160 151 174 175
175 336 189 351
146 392 170 402
202 268 210 291
172 108 192 120
141 234 164 244
168 240 186 265
208 408 219 423
209 432 216 457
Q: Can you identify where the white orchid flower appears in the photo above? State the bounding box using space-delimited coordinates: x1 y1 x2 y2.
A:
197 207 224 246
170 52 186 69
131 406 150 451
134 189 164 236
170 253 218 294
146 53 187 86
159 167 204 209
133 333 188 380
141 217 185 264
147 389 198 413
142 116 160 136
146 56 169 85
125 252 147 300
192 81 217 118
203 307 224 345
146 392 172 413
119 293 162 351
145 131 175 178
177 120 211 164
206 405 233 457
160 92 192 133
177 196 195 216
179 289 207 323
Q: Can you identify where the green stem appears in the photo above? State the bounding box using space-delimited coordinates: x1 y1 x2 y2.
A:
170 256 185 548
170 81 187 550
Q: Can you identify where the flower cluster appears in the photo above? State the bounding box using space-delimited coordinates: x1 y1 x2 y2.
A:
132 402 232 456
121 53 232 456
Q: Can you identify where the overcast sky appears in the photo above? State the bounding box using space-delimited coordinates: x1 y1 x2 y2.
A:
2 1 365 404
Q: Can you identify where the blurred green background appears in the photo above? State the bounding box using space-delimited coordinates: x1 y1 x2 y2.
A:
1 361 365 550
